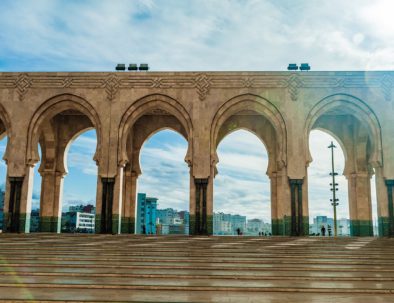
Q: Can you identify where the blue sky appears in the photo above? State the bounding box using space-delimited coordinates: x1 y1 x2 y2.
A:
0 0 388 223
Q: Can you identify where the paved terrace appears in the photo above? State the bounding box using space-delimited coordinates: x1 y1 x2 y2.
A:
0 234 393 302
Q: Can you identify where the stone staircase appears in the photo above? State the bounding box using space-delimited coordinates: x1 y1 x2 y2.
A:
0 234 393 302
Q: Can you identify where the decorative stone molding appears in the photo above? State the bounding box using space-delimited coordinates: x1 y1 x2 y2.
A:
14 73 32 101
102 74 120 102
194 73 211 101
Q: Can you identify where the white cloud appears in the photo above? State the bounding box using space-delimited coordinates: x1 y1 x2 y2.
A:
0 0 393 71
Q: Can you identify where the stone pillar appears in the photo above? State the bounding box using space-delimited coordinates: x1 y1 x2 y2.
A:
347 173 373 236
121 170 138 234
4 166 34 233
270 168 291 235
190 177 212 235
384 179 394 236
95 177 114 234
289 178 305 236
374 167 389 236
38 171 64 233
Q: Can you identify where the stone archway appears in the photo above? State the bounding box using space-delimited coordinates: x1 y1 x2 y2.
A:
24 94 101 232
118 94 193 234
210 94 290 235
305 93 383 236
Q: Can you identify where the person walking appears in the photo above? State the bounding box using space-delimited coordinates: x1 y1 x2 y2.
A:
321 225 326 236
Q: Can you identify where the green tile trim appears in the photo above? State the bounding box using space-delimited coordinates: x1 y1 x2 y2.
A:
378 217 391 237
189 214 196 235
206 214 213 236
39 216 60 233
350 220 373 236
120 217 135 234
95 214 102 234
271 216 293 236
19 213 31 233
112 214 120 234
3 212 30 233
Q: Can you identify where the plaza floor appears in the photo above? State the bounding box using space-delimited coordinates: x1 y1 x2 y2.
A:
0 234 393 302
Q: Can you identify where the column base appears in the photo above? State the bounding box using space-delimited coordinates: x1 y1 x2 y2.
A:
350 220 373 236
120 217 135 234
39 216 60 233
378 217 391 237
95 214 120 234
189 214 213 235
3 212 31 233
271 216 308 236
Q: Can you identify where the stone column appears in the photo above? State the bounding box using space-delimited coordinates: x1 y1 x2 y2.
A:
38 171 64 232
347 172 373 236
288 178 305 236
121 170 138 234
3 166 34 233
95 176 115 234
270 168 291 235
384 179 394 236
374 167 389 236
190 177 211 235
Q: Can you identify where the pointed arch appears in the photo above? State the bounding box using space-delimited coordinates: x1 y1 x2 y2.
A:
118 94 193 167
305 93 383 168
211 94 287 172
26 94 102 166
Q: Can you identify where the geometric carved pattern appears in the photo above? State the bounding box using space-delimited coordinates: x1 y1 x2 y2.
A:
0 72 394 103
14 73 32 101
194 73 211 101
286 74 303 101
102 74 120 102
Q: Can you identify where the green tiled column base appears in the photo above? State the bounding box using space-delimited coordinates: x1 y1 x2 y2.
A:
350 220 373 236
188 215 212 235
95 214 120 234
302 216 309 236
3 212 31 233
378 217 391 237
95 215 102 234
271 216 308 236
39 216 60 233
271 216 292 236
189 215 196 235
207 215 213 235
120 217 135 234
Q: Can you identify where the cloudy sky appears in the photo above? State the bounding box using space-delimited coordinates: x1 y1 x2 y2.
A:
0 0 387 224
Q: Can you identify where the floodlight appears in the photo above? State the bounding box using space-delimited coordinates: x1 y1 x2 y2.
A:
287 63 298 71
116 64 126 71
139 63 149 71
300 63 311 71
128 64 138 71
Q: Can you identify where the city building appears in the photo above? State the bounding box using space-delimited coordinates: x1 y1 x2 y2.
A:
213 212 247 235
246 218 271 235
61 204 95 233
309 216 350 236
136 193 157 234
156 208 189 235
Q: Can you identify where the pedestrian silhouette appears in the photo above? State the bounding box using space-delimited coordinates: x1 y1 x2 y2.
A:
321 225 326 236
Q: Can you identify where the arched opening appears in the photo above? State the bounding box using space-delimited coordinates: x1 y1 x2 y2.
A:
214 130 270 236
305 94 381 236
60 129 97 233
136 129 189 235
211 95 287 236
27 95 100 233
118 94 192 235
308 130 349 236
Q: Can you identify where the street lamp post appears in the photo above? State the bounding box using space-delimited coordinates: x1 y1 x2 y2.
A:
328 141 339 236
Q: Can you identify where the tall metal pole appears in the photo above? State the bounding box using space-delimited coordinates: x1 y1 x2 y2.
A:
328 141 339 236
